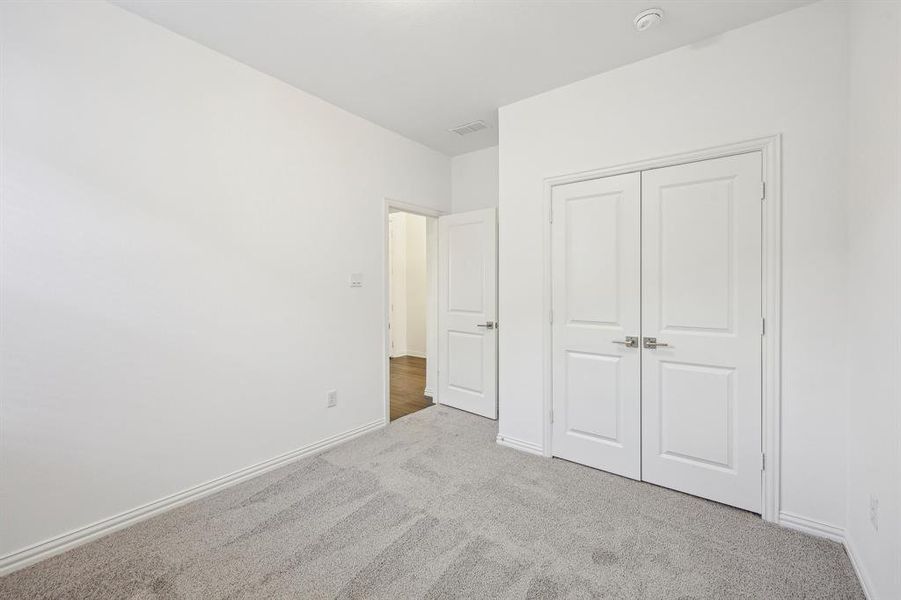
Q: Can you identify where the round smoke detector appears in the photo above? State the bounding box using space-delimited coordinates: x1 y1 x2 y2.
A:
634 8 664 32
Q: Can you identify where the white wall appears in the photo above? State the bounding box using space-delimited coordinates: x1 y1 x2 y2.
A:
498 1 850 530
845 2 901 598
404 214 428 357
0 0 450 561
451 146 498 212
387 212 427 358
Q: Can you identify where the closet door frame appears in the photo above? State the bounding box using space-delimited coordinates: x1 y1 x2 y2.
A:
539 135 782 524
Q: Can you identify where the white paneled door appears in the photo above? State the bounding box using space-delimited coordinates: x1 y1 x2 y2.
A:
551 173 642 479
438 208 497 419
550 152 764 512
641 153 763 513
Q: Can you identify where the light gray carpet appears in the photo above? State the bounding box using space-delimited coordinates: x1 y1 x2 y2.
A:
1 405 863 599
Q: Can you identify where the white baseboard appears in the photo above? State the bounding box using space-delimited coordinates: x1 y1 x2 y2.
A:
423 387 434 398
389 350 427 359
844 535 875 600
0 418 385 577
778 516 874 599
1 421 876 600
778 511 845 543
496 434 544 456
757 512 875 598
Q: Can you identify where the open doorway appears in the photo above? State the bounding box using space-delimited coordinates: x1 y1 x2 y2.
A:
387 209 437 421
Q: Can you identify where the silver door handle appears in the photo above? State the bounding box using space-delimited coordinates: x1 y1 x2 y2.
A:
477 321 496 329
643 337 670 349
612 336 639 348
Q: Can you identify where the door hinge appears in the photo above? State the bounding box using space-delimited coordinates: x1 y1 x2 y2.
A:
549 309 554 324
550 409 554 424
760 181 766 200
761 453 766 471
761 317 766 336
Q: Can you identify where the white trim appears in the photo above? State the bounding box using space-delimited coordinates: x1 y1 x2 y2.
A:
0 418 384 577
778 509 877 598
383 198 445 423
540 135 783 522
844 535 876 600
385 198 445 219
777 511 845 543
423 386 435 398
389 350 427 359
496 434 544 456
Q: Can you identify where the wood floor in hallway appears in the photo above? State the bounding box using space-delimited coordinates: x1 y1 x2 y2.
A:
390 355 432 421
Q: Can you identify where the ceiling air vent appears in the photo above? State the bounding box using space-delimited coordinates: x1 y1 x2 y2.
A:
448 120 488 136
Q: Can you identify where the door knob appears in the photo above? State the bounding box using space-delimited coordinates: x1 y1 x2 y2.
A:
643 337 670 349
477 321 496 329
612 336 639 348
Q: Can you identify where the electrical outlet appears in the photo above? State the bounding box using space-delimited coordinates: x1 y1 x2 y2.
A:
869 495 879 531
327 390 337 408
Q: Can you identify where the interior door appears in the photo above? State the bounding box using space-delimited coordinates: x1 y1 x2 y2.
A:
640 152 763 512
437 208 497 418
551 173 642 479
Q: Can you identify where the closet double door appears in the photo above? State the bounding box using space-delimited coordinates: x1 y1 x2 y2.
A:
551 152 763 513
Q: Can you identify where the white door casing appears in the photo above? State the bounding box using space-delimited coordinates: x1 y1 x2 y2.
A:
550 173 642 479
438 208 498 419
640 152 763 512
388 213 405 358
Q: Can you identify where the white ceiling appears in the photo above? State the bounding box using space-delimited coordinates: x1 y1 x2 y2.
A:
114 0 811 156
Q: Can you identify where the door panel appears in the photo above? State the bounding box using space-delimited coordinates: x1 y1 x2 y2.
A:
564 351 621 442
438 209 497 418
566 193 620 324
641 152 763 513
447 331 484 394
659 181 734 331
658 362 734 468
551 173 641 479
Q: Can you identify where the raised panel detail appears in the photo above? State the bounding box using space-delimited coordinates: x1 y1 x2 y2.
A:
565 192 620 326
447 222 484 314
659 178 734 332
447 330 483 395
565 351 620 445
659 362 734 470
